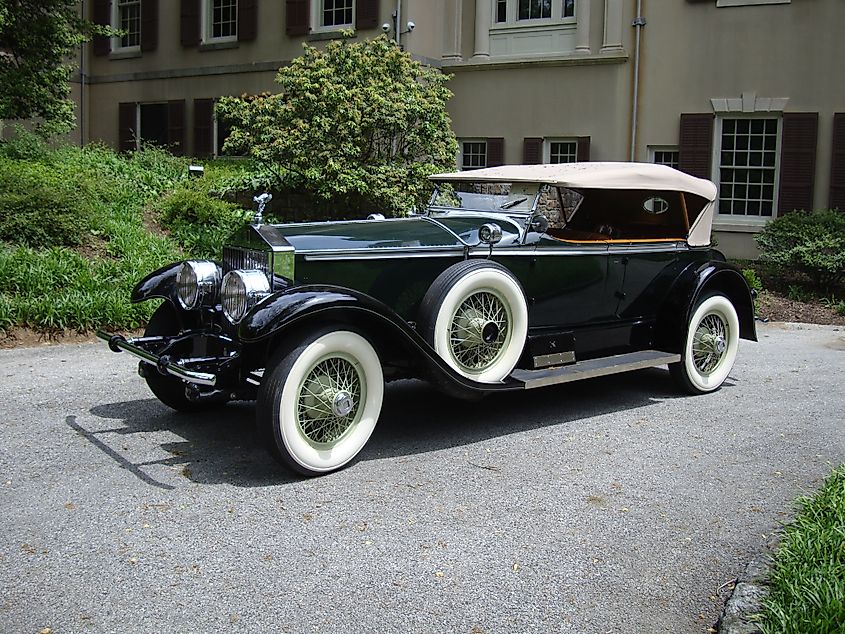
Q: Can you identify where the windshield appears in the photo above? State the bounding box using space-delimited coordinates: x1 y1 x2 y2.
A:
429 182 541 215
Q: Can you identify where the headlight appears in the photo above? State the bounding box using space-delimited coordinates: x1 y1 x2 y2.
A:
221 270 271 323
177 260 221 310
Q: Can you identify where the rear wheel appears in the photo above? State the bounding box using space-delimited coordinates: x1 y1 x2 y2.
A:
143 302 227 412
669 293 740 394
257 327 384 476
418 260 528 383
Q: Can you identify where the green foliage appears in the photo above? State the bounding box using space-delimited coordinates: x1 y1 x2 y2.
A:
0 156 96 248
0 0 114 133
755 210 845 291
157 183 251 259
218 35 458 218
0 125 50 160
0 142 184 332
742 268 763 293
762 464 845 634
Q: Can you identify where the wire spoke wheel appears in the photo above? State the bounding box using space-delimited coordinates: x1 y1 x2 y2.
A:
296 355 364 448
691 313 729 375
449 290 511 372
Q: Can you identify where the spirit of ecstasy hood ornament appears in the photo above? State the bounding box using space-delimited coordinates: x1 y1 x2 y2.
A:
252 192 272 226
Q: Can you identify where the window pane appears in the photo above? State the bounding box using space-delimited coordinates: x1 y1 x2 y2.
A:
497 0 507 22
324 0 354 26
462 142 487 170
563 0 575 17
549 141 577 164
211 0 237 38
118 0 141 48
718 118 779 218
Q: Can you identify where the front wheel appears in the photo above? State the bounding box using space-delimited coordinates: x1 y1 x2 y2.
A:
669 293 740 394
257 327 384 476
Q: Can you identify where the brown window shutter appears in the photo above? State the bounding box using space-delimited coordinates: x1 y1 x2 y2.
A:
194 99 215 158
576 136 591 162
167 100 186 156
141 0 159 52
678 113 714 179
487 138 504 167
92 0 111 57
522 138 542 164
829 113 845 210
180 0 201 47
118 102 137 153
286 0 310 35
356 0 379 29
238 0 258 41
778 112 818 215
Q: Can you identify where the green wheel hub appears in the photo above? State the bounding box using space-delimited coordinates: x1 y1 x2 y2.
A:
297 355 364 448
449 290 511 372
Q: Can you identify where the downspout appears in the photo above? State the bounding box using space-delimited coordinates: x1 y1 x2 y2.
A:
629 0 645 162
395 0 401 46
80 0 87 147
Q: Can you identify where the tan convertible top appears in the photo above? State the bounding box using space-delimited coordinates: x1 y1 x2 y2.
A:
430 162 718 247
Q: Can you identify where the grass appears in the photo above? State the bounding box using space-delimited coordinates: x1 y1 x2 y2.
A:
761 464 845 634
0 140 189 333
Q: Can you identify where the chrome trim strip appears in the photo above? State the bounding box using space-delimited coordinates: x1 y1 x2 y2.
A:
533 351 576 369
96 331 217 387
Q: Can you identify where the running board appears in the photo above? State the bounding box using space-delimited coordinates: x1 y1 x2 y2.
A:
510 350 680 390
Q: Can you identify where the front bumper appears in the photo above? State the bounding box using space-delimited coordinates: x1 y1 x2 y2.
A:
96 331 218 386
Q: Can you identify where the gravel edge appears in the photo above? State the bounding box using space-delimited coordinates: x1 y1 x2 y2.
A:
717 538 780 634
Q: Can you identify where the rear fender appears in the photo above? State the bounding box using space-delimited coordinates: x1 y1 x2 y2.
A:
656 261 757 352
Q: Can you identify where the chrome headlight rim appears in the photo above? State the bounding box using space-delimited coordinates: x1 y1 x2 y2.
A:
221 269 271 324
176 260 221 310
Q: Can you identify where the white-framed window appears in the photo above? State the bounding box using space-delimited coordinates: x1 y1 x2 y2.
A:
312 0 355 32
460 140 487 170
494 0 575 26
649 146 680 169
545 139 578 164
112 0 141 50
715 117 781 221
204 0 238 43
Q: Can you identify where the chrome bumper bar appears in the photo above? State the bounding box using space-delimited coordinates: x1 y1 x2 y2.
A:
96 331 217 387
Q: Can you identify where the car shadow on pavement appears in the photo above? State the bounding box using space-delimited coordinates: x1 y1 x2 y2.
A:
80 366 709 488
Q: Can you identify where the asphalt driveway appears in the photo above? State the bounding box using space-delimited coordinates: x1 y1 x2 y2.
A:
1 322 843 633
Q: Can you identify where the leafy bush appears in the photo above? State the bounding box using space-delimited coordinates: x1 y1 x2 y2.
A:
742 268 763 293
755 210 845 291
0 157 96 247
218 34 457 218
157 184 251 259
0 126 50 160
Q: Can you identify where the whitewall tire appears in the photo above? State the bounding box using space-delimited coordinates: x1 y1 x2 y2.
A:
419 260 528 383
257 328 384 476
670 293 740 394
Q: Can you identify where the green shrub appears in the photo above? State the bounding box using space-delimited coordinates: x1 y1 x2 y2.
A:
742 268 763 292
0 126 50 161
157 185 251 259
755 210 845 291
0 158 96 248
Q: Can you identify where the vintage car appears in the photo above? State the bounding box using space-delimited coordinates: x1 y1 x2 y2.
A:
98 163 756 476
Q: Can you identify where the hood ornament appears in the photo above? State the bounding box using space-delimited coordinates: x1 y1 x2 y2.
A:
252 192 272 226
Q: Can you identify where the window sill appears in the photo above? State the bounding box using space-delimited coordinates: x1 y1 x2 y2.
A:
490 19 576 33
713 219 771 233
716 0 790 7
199 40 240 51
306 30 357 42
109 48 141 60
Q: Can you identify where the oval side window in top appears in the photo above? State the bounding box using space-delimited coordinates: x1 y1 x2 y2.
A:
643 196 669 214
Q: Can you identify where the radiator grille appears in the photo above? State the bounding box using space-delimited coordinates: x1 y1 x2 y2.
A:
222 246 272 277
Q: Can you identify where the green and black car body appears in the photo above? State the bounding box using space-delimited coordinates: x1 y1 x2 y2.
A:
99 163 756 476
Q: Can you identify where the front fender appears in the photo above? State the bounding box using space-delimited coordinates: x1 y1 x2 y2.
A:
238 285 520 397
656 260 757 352
131 261 183 304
